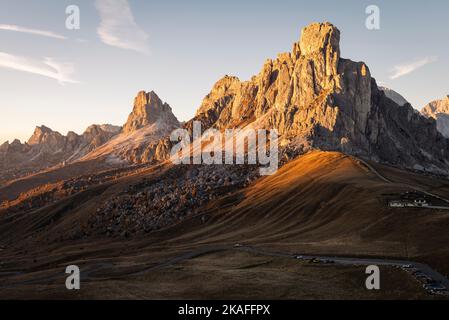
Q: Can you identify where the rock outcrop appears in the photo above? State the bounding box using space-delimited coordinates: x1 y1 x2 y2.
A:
80 91 180 164
122 91 180 134
422 96 449 138
3 22 449 181
0 90 180 182
150 22 449 173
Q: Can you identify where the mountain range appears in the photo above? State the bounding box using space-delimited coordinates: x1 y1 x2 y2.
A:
2 21 449 299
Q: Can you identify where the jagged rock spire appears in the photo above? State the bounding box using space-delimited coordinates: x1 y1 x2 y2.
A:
122 91 180 134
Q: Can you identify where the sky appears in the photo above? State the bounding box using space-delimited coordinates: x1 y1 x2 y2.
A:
0 0 448 144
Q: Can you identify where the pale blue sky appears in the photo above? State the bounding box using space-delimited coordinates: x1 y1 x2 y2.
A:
0 0 448 143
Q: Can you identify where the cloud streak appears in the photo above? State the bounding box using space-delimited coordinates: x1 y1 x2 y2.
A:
0 52 78 84
390 57 437 80
95 0 150 54
0 24 66 40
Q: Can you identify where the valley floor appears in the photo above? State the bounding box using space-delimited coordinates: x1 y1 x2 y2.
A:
1 151 449 299
0 250 434 300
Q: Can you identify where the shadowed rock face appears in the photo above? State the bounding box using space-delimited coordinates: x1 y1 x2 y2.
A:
151 22 449 173
422 96 449 138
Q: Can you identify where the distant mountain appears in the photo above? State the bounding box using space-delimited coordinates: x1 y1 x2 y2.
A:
122 91 179 134
378 86 409 106
0 89 182 183
0 124 120 181
80 90 180 164
422 95 449 138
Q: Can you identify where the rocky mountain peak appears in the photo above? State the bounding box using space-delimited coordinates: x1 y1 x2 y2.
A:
1 139 28 154
421 96 449 138
0 139 24 151
170 21 449 173
122 90 180 134
422 96 449 119
27 125 62 146
299 22 340 57
0 141 9 149
10 139 22 146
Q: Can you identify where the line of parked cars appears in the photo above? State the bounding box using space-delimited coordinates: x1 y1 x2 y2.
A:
293 256 448 296
401 265 449 296
295 255 335 264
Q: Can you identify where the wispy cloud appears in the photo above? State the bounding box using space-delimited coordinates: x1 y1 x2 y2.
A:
0 52 78 84
95 0 150 54
0 24 66 40
390 57 437 80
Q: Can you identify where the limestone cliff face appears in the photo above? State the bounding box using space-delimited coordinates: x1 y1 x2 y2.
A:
123 91 180 134
422 96 449 118
422 96 449 138
28 125 66 149
80 91 181 164
0 124 121 180
189 22 372 150
152 22 449 172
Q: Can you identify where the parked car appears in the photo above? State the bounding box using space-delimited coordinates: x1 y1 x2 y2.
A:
425 283 446 291
309 258 321 264
401 264 418 271
415 273 433 283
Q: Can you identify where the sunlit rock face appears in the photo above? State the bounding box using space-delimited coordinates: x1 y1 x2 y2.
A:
78 90 181 164
422 96 449 138
3 22 449 175
122 90 180 135
151 22 449 173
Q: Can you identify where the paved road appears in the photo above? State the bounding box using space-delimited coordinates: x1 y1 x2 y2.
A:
3 155 449 293
352 155 449 205
237 246 449 290
353 157 392 183
124 244 449 294
117 244 449 292
2 244 449 296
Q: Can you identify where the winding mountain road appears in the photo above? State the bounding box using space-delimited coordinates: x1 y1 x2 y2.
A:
3 155 449 295
1 244 449 296
353 155 449 204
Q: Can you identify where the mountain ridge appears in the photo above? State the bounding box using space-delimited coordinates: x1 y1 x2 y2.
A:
144 22 449 174
2 21 449 194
